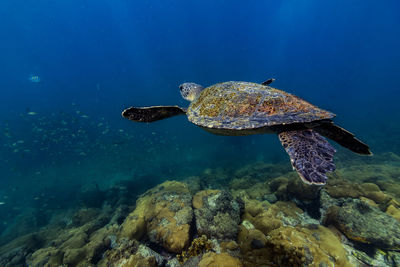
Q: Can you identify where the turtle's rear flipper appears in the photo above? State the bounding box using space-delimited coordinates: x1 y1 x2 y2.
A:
122 106 186 122
279 129 336 185
313 121 372 155
261 78 275 85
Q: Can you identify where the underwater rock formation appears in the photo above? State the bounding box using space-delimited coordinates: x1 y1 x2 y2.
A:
265 225 351 267
243 199 320 236
3 156 400 267
177 235 212 264
99 239 164 267
386 199 400 222
120 181 193 253
193 190 243 240
325 198 400 250
0 233 43 267
198 252 243 267
237 202 352 266
26 218 116 266
325 178 391 204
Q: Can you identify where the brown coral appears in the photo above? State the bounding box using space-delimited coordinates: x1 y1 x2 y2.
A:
177 235 212 264
120 181 193 253
199 252 243 267
264 226 352 267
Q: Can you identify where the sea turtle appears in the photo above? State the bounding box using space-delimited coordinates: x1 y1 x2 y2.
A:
122 79 371 185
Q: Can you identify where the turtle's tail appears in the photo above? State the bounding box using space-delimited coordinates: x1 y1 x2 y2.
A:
313 120 372 155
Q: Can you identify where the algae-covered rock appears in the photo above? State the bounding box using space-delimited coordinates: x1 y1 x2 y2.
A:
243 201 306 235
378 181 400 200
286 177 321 201
99 239 164 267
324 176 390 203
0 232 45 267
98 238 138 266
238 223 352 267
325 179 365 199
342 242 400 267
105 246 158 267
72 208 99 226
337 163 400 185
326 198 400 250
265 225 352 267
183 175 202 194
193 190 243 240
26 220 116 267
268 176 289 193
237 225 267 253
28 246 64 267
198 252 243 267
242 199 269 218
120 181 193 253
177 235 212 264
387 203 400 222
122 254 157 267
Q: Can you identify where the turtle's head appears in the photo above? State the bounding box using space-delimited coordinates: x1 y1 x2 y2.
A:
179 82 204 102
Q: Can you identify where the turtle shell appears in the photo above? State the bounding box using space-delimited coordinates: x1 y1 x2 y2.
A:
187 81 335 130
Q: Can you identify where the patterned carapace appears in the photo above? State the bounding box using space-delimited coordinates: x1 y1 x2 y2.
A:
187 81 335 130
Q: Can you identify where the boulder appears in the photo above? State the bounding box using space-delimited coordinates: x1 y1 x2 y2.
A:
325 199 400 250
193 190 243 240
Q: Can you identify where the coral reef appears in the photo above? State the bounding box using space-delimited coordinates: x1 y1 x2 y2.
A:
26 220 116 266
2 154 400 267
177 235 212 264
99 239 164 267
242 200 316 236
386 199 400 222
251 225 351 267
198 252 243 267
324 198 400 250
193 190 243 240
120 181 193 253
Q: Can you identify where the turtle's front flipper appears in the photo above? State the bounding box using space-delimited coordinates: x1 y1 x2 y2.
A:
312 121 372 155
279 129 336 185
122 106 186 122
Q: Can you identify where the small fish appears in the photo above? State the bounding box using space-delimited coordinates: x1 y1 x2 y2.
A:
0 202 5 205
28 74 41 83
27 111 37 115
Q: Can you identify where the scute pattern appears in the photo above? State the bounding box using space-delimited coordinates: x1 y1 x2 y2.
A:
187 81 334 130
278 129 336 185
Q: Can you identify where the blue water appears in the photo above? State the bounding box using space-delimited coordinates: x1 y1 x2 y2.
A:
0 0 399 253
